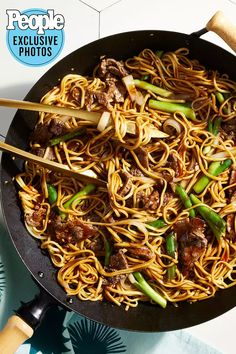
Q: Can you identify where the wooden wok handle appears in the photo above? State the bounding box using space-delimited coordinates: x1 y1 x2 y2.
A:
0 315 34 353
206 11 236 53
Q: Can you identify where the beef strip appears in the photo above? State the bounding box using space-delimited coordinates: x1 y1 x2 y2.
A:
82 88 113 111
226 169 236 239
47 215 97 245
129 167 144 177
95 90 113 110
174 217 207 276
72 84 124 111
106 79 126 103
109 249 128 270
98 57 129 79
30 146 55 162
229 169 236 196
103 249 128 287
72 57 128 111
135 147 149 170
25 205 47 228
118 171 132 196
87 237 104 252
138 188 173 212
166 153 182 177
31 119 67 146
160 170 174 183
128 246 153 261
226 190 236 239
163 192 173 206
30 123 52 145
102 270 125 287
142 190 160 211
49 119 67 136
226 213 235 235
221 118 236 142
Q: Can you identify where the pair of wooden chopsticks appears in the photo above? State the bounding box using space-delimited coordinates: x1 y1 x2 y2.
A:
0 97 167 186
0 98 168 138
0 98 107 186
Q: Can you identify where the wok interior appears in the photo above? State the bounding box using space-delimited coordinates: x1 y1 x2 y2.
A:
1 30 236 331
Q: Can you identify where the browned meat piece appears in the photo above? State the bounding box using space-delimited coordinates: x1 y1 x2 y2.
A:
229 170 236 196
95 91 113 110
160 170 173 182
102 272 125 287
98 57 129 79
226 190 236 240
76 88 113 111
166 153 182 177
163 192 173 206
71 86 80 101
174 217 207 276
129 167 143 177
230 191 236 203
30 123 52 145
47 216 97 244
49 119 67 136
135 147 149 169
109 249 128 270
226 170 236 240
118 171 132 196
83 89 95 111
30 119 67 146
226 213 235 234
107 78 126 103
143 190 160 211
31 145 55 161
75 84 125 111
102 246 129 287
138 187 173 212
128 246 153 261
107 79 126 103
25 205 47 227
221 118 236 142
104 249 128 287
87 237 104 252
72 59 127 111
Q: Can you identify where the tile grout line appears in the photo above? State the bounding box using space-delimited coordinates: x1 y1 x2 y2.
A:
98 0 124 38
101 0 123 12
78 0 99 13
78 0 123 13
98 11 101 38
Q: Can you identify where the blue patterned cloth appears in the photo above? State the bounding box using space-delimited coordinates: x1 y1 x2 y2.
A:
0 222 221 354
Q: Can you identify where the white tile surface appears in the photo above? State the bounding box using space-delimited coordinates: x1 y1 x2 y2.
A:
100 0 236 53
1 1 236 353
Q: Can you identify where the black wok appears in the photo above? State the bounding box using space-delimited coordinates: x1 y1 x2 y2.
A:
0 10 236 352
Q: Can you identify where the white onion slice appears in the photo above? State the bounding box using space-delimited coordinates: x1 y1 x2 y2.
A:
163 118 182 135
122 75 136 101
135 90 145 105
97 111 111 131
211 148 236 159
122 75 144 105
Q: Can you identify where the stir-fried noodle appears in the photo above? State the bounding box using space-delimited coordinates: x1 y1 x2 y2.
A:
16 48 236 309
